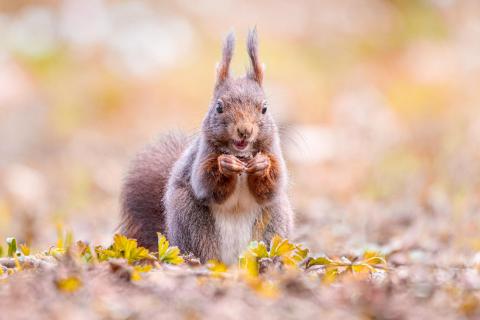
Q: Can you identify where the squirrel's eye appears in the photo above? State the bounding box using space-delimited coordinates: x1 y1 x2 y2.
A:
215 100 224 114
261 101 268 114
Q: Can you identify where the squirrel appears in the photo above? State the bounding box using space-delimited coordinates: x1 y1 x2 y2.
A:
119 29 293 264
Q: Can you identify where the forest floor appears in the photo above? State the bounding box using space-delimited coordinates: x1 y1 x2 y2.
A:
0 227 479 320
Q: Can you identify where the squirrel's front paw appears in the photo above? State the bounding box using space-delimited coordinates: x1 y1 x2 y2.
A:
246 153 270 176
218 154 245 176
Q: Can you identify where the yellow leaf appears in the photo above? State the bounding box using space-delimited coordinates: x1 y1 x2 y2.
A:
243 237 309 271
56 224 64 249
20 244 30 256
363 250 381 260
293 245 309 262
13 255 22 271
247 278 279 299
460 293 479 316
157 233 169 257
106 234 155 263
364 256 387 266
157 233 184 265
239 252 259 278
164 248 184 265
56 276 82 293
207 260 228 277
131 265 152 281
269 235 295 257
48 247 66 257
351 264 374 274
65 231 74 249
323 267 339 284
248 241 268 258
130 270 141 281
360 250 387 269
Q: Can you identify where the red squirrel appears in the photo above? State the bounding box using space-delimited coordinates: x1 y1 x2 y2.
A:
120 29 293 264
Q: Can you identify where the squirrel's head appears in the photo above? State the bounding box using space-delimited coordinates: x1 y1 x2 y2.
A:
203 29 275 157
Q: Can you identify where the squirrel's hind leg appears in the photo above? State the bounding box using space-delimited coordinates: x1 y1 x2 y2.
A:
253 196 293 245
165 183 219 262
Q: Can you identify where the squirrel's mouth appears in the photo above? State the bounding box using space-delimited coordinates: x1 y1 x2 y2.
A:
232 139 249 151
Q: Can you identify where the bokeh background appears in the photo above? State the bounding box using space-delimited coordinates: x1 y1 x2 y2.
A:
1 0 479 265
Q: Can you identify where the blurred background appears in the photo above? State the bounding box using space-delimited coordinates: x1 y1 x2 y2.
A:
0 0 479 262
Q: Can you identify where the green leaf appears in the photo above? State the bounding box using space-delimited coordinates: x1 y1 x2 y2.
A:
6 237 17 257
306 256 333 268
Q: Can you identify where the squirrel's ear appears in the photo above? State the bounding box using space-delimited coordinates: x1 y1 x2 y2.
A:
216 32 235 86
247 27 264 86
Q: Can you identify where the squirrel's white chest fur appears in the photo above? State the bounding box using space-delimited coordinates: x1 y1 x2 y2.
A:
211 173 260 265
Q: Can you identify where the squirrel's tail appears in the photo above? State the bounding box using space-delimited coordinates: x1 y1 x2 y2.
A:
119 132 189 251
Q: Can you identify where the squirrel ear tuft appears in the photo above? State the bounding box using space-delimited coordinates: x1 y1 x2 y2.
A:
216 32 235 86
246 27 263 86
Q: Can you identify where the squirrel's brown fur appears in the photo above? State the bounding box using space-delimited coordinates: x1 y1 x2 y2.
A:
120 133 189 250
120 29 293 264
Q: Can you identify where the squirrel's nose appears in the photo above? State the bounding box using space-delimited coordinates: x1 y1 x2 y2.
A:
237 125 253 140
